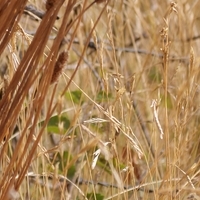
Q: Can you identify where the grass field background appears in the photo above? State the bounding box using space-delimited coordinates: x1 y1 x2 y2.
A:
1 0 200 199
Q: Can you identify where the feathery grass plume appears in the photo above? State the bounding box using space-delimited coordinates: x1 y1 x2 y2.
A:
51 51 68 84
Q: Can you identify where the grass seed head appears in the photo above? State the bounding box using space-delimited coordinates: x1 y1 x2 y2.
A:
51 51 68 84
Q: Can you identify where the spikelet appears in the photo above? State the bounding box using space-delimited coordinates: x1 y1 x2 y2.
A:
46 0 56 11
51 51 68 84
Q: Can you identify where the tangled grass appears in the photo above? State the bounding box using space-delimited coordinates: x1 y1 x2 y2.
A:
1 0 200 199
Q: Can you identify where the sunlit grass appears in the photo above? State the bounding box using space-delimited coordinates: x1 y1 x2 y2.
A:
1 1 200 199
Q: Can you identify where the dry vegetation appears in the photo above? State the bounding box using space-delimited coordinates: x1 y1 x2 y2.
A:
1 0 200 199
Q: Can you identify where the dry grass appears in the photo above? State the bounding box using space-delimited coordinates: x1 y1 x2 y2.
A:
1 0 200 199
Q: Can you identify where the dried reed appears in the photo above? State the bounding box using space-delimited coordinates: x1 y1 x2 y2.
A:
0 0 109 199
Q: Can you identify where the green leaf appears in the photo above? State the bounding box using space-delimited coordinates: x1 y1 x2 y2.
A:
113 158 126 170
96 91 112 102
97 157 111 174
67 164 76 179
87 193 104 200
47 115 70 134
47 126 59 133
65 90 83 104
57 151 76 177
148 66 161 83
161 94 173 109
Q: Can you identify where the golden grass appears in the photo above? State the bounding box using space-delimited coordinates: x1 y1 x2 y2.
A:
1 0 200 199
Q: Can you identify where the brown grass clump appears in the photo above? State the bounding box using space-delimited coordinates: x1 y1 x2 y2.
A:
0 0 108 199
1 0 200 200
